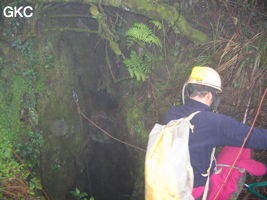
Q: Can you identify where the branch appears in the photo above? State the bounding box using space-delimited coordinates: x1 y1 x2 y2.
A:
44 27 98 34
34 0 209 43
49 14 92 18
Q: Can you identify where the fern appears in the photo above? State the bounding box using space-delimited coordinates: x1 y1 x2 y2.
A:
123 51 150 82
149 20 162 30
123 22 162 82
125 23 162 48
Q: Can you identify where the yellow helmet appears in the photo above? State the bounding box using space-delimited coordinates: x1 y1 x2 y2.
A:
187 66 222 92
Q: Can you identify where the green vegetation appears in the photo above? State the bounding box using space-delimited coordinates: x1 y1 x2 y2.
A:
125 23 162 48
0 22 54 197
126 100 148 142
123 50 150 81
70 188 94 200
123 22 162 82
0 0 266 199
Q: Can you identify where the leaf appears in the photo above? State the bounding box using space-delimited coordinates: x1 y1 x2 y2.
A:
125 23 162 47
128 68 134 78
75 188 80 194
80 192 88 198
149 20 162 30
135 71 141 81
142 73 147 81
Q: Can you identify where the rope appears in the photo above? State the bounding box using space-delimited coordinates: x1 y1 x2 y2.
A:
245 182 267 199
213 88 267 200
72 91 146 152
79 111 146 152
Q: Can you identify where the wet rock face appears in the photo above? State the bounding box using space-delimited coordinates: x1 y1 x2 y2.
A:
50 119 69 137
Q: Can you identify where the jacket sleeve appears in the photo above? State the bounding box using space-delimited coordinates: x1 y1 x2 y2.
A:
215 113 267 149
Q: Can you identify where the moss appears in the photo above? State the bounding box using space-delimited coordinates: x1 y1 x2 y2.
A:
155 3 174 20
122 94 150 200
89 4 122 56
37 43 83 198
25 0 208 43
175 15 208 43
135 0 155 11
0 37 49 198
36 28 101 198
126 0 209 43
125 98 149 144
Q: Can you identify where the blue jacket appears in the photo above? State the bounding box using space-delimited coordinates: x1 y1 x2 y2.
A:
164 99 267 187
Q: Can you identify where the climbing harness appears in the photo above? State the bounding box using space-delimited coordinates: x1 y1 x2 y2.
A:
215 164 245 173
72 89 146 152
213 88 267 200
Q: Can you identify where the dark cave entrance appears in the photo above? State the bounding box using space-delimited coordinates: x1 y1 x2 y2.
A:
42 4 138 200
69 89 137 200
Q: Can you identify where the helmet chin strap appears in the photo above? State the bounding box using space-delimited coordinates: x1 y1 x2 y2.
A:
182 83 188 104
211 91 220 113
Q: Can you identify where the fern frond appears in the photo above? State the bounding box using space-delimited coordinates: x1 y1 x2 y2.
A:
125 23 162 48
149 20 162 30
123 50 149 82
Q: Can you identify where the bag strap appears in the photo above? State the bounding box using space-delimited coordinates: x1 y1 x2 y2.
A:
186 111 201 121
183 111 201 133
202 147 216 200
165 111 201 130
